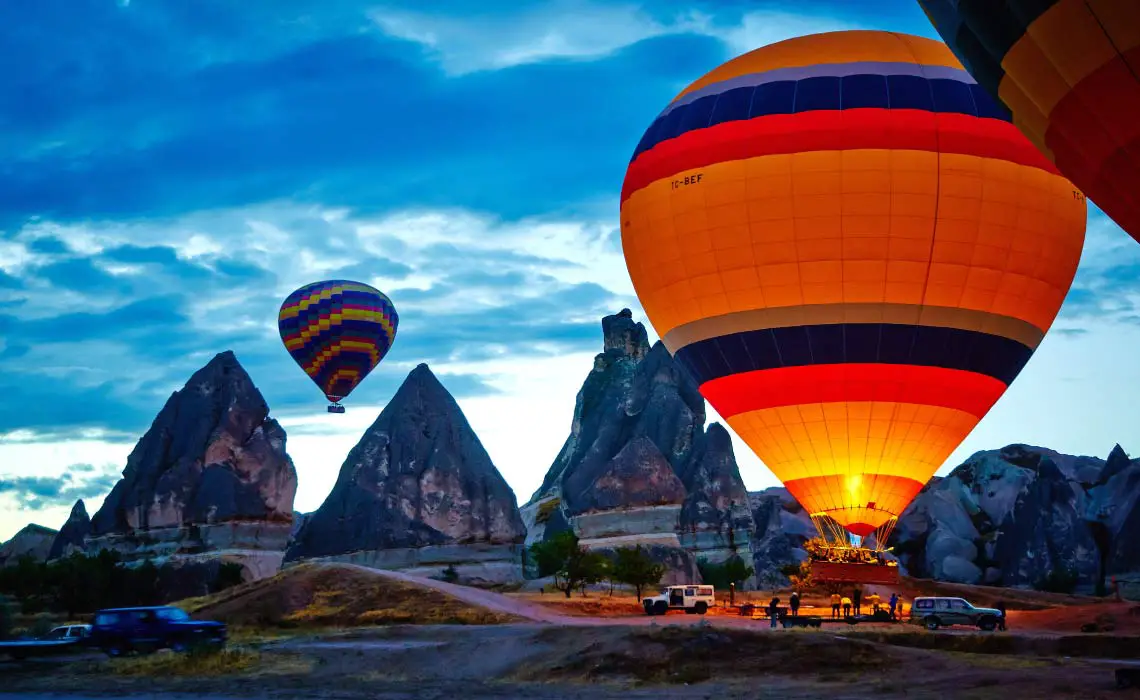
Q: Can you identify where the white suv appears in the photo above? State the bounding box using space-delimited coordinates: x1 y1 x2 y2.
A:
642 585 715 616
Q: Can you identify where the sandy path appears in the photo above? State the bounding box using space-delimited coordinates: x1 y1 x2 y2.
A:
325 563 782 629
330 563 574 623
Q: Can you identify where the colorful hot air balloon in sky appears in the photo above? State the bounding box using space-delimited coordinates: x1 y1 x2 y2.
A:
620 30 1086 545
278 280 398 413
918 1 1140 246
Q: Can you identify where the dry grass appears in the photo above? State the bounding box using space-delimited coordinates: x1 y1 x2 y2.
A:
513 592 644 617
516 626 887 686
106 649 281 677
178 563 521 629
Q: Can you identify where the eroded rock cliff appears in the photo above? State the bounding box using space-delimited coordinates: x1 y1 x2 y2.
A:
0 524 57 567
523 309 754 586
891 444 1140 590
48 499 91 560
285 364 526 583
86 350 297 586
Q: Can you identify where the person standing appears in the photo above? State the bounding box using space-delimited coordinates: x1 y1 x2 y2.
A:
841 595 852 618
769 597 781 629
996 600 1007 631
889 592 899 620
852 586 863 616
831 591 841 619
789 591 800 618
869 591 881 613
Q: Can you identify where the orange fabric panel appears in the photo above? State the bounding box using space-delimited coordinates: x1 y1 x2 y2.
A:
673 30 963 101
621 149 1084 341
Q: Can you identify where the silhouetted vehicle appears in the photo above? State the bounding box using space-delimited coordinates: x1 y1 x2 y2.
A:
909 597 1002 632
91 606 226 657
0 624 91 660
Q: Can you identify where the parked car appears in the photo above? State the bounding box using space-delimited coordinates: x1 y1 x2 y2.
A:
91 606 226 657
909 596 1003 631
42 624 91 642
642 585 715 616
0 624 92 660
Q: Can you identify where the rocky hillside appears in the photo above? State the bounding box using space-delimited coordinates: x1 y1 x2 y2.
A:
0 524 57 567
523 309 755 585
285 364 526 583
891 444 1140 590
48 499 91 560
85 350 298 595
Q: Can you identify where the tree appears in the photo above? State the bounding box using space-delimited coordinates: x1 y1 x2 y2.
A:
528 531 610 598
440 565 459 583
610 545 666 601
723 556 755 587
696 555 754 590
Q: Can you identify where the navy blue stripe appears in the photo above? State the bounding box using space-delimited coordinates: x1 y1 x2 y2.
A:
919 0 1058 99
673 323 1032 387
632 73 1013 161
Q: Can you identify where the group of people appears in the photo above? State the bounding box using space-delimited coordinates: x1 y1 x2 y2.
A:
828 587 903 619
763 589 903 628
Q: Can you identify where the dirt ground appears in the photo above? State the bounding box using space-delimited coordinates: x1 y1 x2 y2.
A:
7 565 1139 698
3 623 1137 699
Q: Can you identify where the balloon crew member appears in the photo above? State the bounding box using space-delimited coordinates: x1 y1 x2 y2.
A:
831 592 841 619
789 591 800 618
841 595 852 618
996 600 1007 631
852 587 862 616
769 597 780 629
889 593 899 620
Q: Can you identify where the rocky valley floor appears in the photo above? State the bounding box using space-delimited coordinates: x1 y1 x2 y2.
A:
5 565 1140 699
3 623 1138 700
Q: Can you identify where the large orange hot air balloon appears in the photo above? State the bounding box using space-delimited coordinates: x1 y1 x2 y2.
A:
918 0 1140 246
620 30 1086 545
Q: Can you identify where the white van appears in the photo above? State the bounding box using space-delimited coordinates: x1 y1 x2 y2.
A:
642 585 715 615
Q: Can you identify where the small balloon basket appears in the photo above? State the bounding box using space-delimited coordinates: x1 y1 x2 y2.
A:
327 403 346 414
809 558 900 586
806 513 900 585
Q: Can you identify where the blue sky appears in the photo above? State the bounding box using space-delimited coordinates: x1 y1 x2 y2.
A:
3 0 1140 541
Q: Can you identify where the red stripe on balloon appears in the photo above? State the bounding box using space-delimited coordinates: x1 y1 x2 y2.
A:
621 108 1059 202
699 363 1007 419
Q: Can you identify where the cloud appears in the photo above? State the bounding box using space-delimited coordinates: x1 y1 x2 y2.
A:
0 464 120 510
0 201 638 439
368 1 873 76
1056 208 1140 329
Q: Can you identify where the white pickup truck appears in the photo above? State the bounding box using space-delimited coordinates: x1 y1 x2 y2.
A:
642 585 715 616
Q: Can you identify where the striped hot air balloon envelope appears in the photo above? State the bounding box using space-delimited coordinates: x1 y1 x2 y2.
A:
278 280 399 413
620 30 1086 543
918 0 1140 247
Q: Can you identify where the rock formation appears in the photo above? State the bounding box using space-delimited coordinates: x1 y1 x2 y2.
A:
891 444 1140 591
285 364 527 584
48 499 91 560
749 487 816 581
523 309 754 586
0 524 57 567
86 350 298 587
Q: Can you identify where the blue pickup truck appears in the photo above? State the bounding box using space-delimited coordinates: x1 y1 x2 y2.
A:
91 606 227 657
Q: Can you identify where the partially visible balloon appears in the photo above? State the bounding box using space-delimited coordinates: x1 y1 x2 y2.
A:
277 280 398 411
620 30 1086 541
918 0 1140 245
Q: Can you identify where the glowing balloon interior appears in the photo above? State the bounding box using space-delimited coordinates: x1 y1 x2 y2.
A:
277 280 398 412
620 30 1086 545
919 0 1140 247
